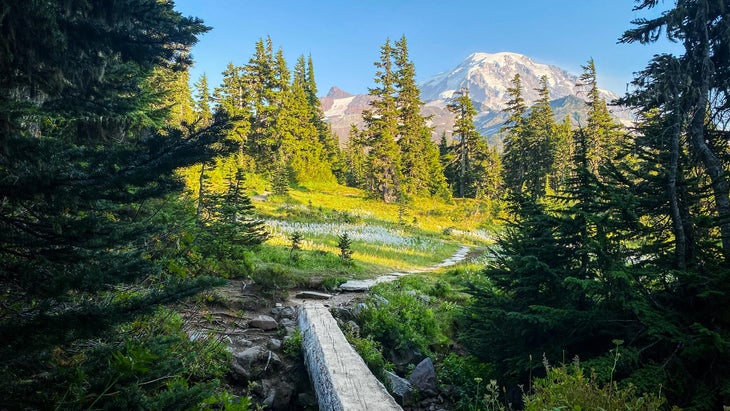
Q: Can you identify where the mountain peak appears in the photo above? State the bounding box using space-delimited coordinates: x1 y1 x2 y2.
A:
464 51 529 65
420 51 580 109
326 86 353 99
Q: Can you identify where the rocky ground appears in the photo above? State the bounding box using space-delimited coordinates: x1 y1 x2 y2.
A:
181 246 478 410
180 278 375 410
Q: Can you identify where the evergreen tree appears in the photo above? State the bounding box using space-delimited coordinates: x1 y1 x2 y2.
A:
145 65 196 129
607 4 730 405
577 59 623 178
0 1 231 407
362 39 402 202
444 88 495 198
501 73 529 194
502 75 566 197
278 55 334 184
305 55 346 182
244 37 282 173
522 76 558 198
197 169 268 276
393 35 449 198
621 0 730 262
550 115 574 191
344 124 369 188
215 61 252 167
194 72 213 126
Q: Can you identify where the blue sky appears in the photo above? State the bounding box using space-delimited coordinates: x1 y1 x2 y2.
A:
174 0 679 96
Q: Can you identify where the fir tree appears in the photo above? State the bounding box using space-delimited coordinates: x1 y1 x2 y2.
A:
244 37 281 173
215 61 252 166
362 39 402 202
621 0 730 261
194 72 213 126
305 55 346 182
445 88 495 198
280 55 335 184
577 59 623 178
145 65 196 129
501 73 529 195
522 76 558 198
0 1 230 407
344 124 369 188
393 35 448 198
198 169 268 274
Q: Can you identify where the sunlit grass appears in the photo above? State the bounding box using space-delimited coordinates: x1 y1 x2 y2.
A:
253 182 500 240
244 179 498 284
264 219 460 270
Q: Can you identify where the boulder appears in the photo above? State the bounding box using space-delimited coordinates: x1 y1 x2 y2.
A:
261 378 295 410
268 338 282 351
389 347 424 373
249 315 278 330
331 307 357 323
271 306 296 320
409 357 437 396
386 370 414 405
231 346 281 379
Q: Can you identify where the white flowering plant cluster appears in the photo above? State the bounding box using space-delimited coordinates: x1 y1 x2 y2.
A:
265 220 444 254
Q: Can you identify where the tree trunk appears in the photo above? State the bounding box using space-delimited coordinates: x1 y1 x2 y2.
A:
196 163 206 220
687 2 730 261
667 111 687 269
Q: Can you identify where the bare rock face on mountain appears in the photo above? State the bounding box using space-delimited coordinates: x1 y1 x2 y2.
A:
321 87 376 145
320 52 632 148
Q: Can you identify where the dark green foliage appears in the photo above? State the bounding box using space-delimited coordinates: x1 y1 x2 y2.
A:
444 89 501 199
4 305 230 409
289 231 304 261
250 265 294 292
196 170 268 277
194 73 213 125
0 0 234 407
283 328 303 358
346 333 392 383
462 2 730 406
359 282 446 356
337 232 353 260
344 125 370 188
212 40 340 185
501 76 560 198
362 38 403 202
437 353 496 411
621 0 730 261
393 36 450 199
576 59 623 179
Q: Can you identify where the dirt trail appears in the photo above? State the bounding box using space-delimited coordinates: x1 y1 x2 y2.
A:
288 245 471 308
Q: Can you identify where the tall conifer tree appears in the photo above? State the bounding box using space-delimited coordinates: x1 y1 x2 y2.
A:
501 73 529 195
393 35 449 198
577 59 623 178
362 39 402 202
445 89 494 198
0 1 230 407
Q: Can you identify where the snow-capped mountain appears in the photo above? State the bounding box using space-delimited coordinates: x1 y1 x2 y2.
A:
421 52 618 111
322 52 631 148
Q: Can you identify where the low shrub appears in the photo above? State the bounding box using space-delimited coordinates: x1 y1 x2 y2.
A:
346 334 392 383
523 359 670 411
359 282 447 356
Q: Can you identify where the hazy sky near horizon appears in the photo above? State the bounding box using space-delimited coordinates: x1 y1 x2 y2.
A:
174 0 680 96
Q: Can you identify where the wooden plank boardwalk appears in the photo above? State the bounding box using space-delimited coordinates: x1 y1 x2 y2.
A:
298 302 402 410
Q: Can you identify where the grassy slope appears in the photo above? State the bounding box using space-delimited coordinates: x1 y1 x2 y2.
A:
248 181 498 287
